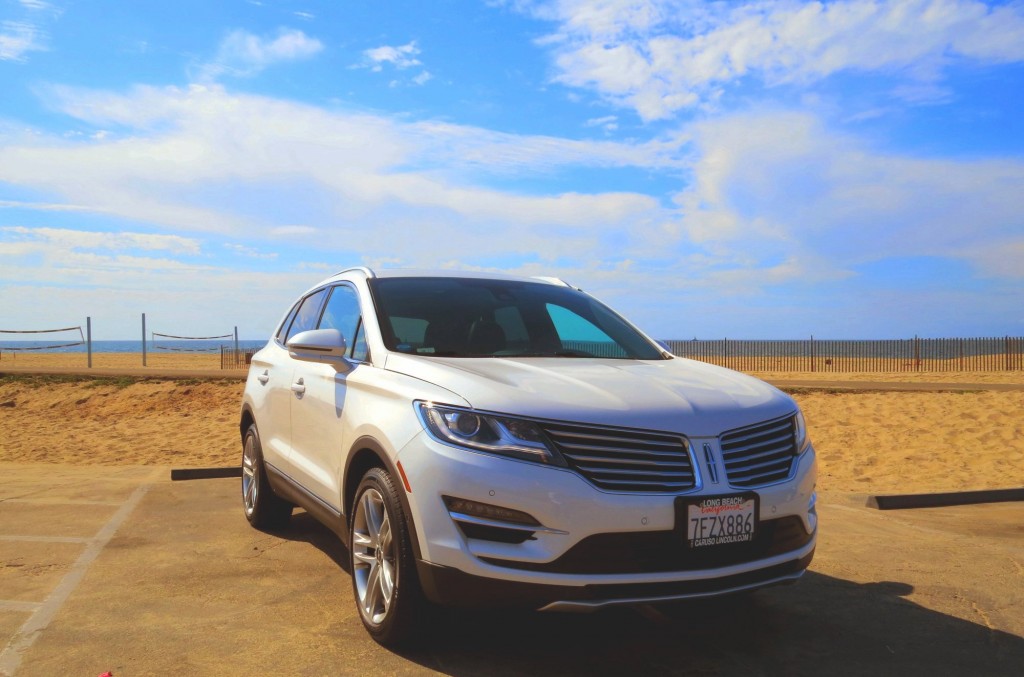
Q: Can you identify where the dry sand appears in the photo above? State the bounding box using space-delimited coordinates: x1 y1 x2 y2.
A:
793 389 1023 493
1 365 1022 495
0 351 227 371
0 376 243 467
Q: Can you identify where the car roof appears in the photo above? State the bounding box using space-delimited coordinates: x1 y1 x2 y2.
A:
324 267 571 287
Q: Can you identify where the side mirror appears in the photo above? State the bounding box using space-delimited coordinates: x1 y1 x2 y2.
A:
287 328 348 363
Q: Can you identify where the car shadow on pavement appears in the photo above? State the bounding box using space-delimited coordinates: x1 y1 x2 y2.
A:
274 510 351 572
400 574 1023 677
275 511 1023 677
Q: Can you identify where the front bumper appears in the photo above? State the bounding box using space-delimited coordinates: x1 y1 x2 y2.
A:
396 430 817 606
417 551 814 611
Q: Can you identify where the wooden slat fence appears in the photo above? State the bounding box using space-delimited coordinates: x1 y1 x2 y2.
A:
665 336 1024 372
221 346 258 370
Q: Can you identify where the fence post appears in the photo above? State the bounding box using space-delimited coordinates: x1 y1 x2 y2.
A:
810 335 815 372
142 313 147 367
914 335 920 371
87 317 92 369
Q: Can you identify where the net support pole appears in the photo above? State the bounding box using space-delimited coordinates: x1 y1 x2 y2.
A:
142 313 147 367
87 317 92 369
234 326 239 354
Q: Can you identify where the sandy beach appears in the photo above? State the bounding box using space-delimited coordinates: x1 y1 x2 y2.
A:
0 350 228 371
1 358 1021 495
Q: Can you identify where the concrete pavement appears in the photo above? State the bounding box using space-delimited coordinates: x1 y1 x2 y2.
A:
0 464 1021 675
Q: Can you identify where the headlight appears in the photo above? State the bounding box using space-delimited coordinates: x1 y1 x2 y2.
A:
417 403 564 465
794 410 811 454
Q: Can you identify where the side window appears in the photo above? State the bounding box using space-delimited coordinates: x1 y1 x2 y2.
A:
285 288 328 344
318 284 367 361
275 301 301 344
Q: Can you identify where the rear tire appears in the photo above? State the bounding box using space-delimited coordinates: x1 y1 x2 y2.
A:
350 467 422 647
241 423 292 530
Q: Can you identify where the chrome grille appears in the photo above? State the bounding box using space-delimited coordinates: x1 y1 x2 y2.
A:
541 422 696 493
720 416 797 488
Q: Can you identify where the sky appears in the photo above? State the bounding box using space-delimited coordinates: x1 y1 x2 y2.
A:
1 0 1022 341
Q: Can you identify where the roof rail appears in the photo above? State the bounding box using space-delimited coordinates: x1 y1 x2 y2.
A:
532 276 572 287
332 266 376 279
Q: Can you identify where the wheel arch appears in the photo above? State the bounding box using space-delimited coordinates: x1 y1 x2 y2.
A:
345 436 423 561
239 404 256 443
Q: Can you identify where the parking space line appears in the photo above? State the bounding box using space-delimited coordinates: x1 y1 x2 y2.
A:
0 536 91 544
0 478 154 677
0 603 40 614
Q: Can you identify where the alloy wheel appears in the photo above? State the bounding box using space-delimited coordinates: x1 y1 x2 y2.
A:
352 487 395 626
242 434 258 516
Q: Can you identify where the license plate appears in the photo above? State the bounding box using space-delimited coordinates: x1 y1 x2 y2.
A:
686 494 757 548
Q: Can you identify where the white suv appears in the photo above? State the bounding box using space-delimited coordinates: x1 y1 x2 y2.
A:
240 268 817 645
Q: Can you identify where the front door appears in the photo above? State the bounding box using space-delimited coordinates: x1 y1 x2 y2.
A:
288 283 365 509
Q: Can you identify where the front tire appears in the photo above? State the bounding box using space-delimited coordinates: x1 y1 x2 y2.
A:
241 423 292 530
350 467 421 646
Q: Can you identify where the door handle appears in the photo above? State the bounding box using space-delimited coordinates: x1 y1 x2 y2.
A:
257 370 269 385
290 378 306 395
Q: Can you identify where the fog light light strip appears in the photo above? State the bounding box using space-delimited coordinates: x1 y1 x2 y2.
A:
448 511 569 536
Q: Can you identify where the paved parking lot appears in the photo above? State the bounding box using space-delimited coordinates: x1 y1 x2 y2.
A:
1 463 1022 676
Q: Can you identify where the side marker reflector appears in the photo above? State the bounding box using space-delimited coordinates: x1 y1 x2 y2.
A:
396 461 412 493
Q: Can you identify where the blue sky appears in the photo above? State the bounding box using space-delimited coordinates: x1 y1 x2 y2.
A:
1 0 1022 340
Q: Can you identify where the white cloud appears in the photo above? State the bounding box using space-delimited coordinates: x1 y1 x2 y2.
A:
0 226 309 337
224 242 278 259
958 240 1024 280
296 261 334 271
197 28 323 80
584 114 618 132
0 21 45 61
0 84 678 246
1 226 201 254
270 224 317 237
4 84 1021 287
0 199 98 212
356 42 434 87
360 41 422 71
530 0 1024 119
672 109 1024 278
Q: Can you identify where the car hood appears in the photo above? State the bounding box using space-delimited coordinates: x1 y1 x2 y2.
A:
383 353 795 437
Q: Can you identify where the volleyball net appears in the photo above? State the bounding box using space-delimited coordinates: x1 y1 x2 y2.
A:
151 331 234 353
0 325 86 352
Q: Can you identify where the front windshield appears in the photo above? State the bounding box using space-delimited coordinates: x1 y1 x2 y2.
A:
369 277 665 360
